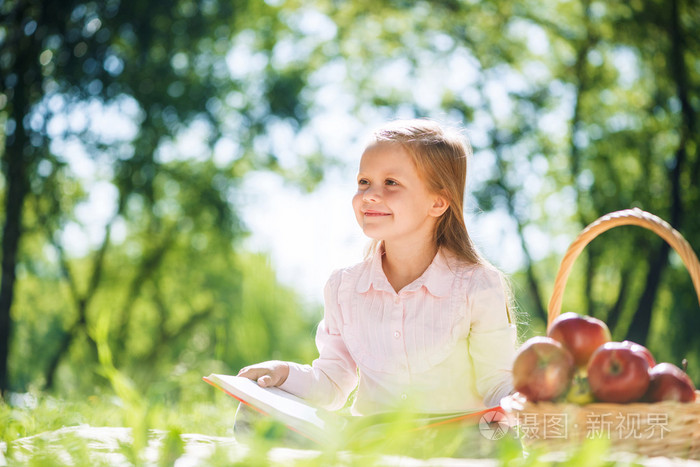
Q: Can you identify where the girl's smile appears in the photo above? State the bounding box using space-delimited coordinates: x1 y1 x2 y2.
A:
352 141 447 247
362 209 391 217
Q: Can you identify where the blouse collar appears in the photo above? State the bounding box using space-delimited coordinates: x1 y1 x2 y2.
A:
356 245 454 297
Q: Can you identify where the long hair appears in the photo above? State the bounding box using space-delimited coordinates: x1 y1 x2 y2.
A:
365 119 486 266
364 119 517 325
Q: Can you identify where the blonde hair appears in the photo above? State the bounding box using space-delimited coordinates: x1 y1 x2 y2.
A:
365 118 486 266
364 118 517 325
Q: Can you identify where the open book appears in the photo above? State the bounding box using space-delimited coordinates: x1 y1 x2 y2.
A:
203 373 505 446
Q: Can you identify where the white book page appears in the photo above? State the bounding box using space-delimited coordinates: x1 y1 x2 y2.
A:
207 374 346 440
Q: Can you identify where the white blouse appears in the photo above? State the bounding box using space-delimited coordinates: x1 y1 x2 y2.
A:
280 248 518 415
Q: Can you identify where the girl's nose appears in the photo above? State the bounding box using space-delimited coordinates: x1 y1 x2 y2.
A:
362 186 379 202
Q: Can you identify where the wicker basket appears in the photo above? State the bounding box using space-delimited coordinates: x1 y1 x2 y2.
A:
502 208 700 459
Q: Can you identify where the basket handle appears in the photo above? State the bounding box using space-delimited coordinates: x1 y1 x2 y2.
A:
547 208 700 329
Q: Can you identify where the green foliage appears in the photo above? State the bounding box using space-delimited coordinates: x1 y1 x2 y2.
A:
321 0 700 376
11 235 318 394
2 0 324 397
1 0 699 462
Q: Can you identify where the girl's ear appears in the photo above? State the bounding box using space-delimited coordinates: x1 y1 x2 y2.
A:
429 193 449 217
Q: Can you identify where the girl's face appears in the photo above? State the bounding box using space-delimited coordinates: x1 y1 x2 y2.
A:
352 142 447 247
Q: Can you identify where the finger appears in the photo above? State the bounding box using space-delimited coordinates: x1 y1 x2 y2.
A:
237 367 270 381
257 374 273 387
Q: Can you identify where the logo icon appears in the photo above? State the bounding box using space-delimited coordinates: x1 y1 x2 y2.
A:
478 409 511 440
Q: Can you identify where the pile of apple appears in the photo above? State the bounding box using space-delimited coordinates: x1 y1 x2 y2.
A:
512 312 697 404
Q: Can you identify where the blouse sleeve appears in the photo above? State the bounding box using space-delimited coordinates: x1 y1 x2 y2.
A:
279 270 358 410
466 267 518 407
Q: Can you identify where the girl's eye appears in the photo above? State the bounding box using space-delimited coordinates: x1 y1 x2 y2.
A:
358 179 369 186
385 179 398 186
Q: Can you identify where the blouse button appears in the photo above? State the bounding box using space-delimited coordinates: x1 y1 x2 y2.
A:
393 331 401 339
394 296 400 304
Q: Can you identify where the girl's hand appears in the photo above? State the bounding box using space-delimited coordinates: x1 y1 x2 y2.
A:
237 360 290 388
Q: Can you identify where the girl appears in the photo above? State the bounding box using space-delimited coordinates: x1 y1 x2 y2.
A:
238 119 517 415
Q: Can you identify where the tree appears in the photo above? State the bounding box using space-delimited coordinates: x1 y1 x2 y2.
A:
3 0 699 396
0 0 322 395
318 0 699 374
532 0 699 351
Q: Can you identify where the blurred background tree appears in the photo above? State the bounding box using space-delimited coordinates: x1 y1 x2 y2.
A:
1 0 698 400
0 0 322 397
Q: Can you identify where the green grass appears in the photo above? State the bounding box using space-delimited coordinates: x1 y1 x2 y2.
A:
0 386 237 464
0 391 657 466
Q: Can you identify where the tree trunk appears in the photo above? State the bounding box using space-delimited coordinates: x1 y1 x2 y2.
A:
0 139 28 398
625 243 669 346
44 309 86 390
626 0 688 345
0 3 34 398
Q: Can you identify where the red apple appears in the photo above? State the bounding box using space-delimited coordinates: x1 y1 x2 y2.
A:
512 336 575 402
587 342 651 403
621 340 656 368
645 362 696 403
547 312 612 368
